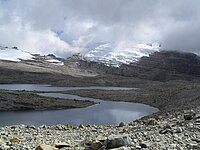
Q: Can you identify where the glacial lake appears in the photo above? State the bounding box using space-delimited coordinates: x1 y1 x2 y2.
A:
0 84 158 126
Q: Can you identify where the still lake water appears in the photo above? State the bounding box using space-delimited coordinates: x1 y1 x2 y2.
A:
0 84 158 126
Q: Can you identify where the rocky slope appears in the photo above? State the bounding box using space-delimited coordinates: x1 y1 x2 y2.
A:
126 51 200 81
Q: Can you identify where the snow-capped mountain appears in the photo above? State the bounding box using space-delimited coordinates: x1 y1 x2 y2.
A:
83 43 160 67
0 43 160 67
0 46 64 65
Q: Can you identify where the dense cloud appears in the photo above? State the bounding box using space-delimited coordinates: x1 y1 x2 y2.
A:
0 0 200 57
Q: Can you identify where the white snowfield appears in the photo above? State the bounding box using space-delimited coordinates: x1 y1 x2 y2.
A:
0 46 64 66
0 43 159 67
0 47 33 62
84 43 160 67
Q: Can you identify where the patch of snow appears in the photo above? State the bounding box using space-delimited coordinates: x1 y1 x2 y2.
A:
0 47 33 62
0 46 64 66
46 59 64 65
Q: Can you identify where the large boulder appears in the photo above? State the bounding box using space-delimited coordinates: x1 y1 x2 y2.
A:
106 134 132 149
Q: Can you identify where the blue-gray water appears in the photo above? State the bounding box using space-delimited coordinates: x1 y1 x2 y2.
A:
0 84 136 91
0 84 158 126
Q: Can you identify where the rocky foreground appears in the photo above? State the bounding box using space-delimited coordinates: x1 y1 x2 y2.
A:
0 108 200 150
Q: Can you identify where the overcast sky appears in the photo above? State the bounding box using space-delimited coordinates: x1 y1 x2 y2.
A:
0 0 200 57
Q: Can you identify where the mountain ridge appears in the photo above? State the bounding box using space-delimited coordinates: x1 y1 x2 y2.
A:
1 45 200 82
74 50 200 82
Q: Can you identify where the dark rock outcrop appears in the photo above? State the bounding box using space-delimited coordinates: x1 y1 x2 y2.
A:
133 51 200 80
77 50 200 82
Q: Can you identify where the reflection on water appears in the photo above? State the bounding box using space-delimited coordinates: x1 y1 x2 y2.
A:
0 84 158 126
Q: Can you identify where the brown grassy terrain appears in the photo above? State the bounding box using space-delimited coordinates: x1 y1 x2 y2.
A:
0 90 95 111
62 80 200 112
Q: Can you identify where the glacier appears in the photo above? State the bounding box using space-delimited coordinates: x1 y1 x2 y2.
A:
83 43 160 67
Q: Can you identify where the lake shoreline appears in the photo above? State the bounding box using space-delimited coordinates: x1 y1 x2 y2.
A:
0 85 158 126
0 107 199 149
0 89 96 111
62 80 200 117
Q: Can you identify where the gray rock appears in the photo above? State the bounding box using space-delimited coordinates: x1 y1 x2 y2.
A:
139 142 150 148
163 123 172 129
26 125 36 129
159 123 172 134
0 145 10 150
174 127 183 133
187 143 200 149
53 142 71 148
192 138 200 143
90 140 103 150
79 124 85 128
40 125 47 129
106 134 132 149
119 122 126 127
195 114 200 119
26 136 33 141
96 136 107 143
146 118 158 126
195 118 200 123
159 129 169 134
187 123 194 128
135 145 142 149
184 111 195 120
